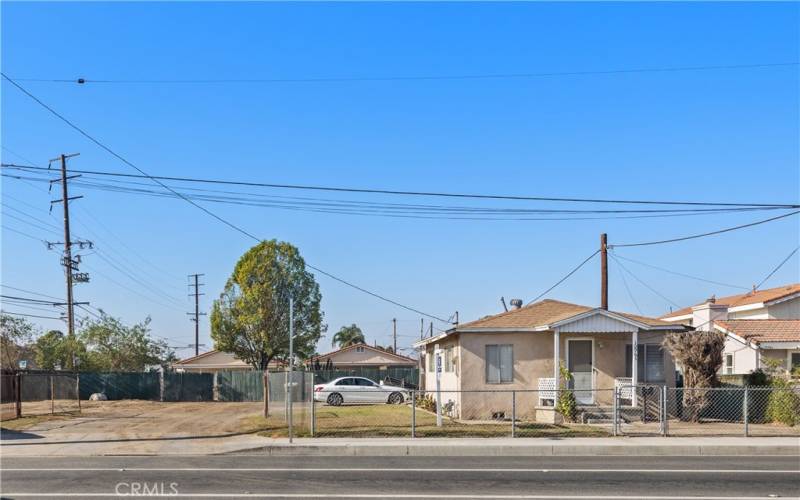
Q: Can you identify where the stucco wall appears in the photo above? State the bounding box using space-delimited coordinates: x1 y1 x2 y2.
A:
447 329 676 418
768 298 800 319
721 337 759 375
761 349 790 370
423 337 462 414
459 331 552 419
320 347 414 366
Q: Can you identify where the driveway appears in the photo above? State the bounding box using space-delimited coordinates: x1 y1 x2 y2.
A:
1 400 269 456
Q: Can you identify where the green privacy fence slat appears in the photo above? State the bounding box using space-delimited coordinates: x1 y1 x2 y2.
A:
217 371 263 401
78 372 160 400
163 372 214 401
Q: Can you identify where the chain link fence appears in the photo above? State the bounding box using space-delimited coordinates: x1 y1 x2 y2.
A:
270 384 800 439
16 371 81 417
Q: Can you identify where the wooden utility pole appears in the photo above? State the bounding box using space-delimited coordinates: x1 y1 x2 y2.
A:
59 155 75 338
48 153 92 355
187 274 206 356
600 233 608 310
392 318 397 353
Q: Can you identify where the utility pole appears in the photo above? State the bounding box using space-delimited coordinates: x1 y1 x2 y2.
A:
420 318 424 340
600 233 608 310
60 154 75 337
47 153 92 348
187 274 206 356
392 318 397 353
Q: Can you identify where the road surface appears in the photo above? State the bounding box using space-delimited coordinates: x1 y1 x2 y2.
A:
1 455 797 499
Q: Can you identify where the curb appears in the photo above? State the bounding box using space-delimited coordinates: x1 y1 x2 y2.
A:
234 444 800 457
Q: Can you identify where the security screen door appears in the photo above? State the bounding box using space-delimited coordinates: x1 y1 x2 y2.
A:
568 339 593 405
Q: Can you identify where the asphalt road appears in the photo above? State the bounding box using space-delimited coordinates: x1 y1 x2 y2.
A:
1 455 798 499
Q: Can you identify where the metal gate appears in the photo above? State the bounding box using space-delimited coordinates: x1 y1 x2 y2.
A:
614 384 666 436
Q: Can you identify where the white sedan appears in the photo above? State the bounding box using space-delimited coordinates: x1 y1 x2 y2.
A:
313 377 411 406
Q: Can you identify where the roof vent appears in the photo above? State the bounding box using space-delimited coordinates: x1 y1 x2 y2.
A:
707 295 716 304
509 299 523 309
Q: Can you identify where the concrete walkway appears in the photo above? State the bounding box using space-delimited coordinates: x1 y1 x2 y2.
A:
244 436 800 457
2 430 797 456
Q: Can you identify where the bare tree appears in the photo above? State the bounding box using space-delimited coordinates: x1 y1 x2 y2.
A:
662 331 725 422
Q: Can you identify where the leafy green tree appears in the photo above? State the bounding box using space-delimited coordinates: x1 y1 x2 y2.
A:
79 313 174 371
34 330 67 370
0 314 38 369
332 324 365 348
210 239 325 370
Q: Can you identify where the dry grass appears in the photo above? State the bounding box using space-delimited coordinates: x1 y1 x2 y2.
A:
0 413 76 431
246 403 610 438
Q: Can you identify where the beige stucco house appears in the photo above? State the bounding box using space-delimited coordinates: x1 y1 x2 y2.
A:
307 343 417 369
172 350 283 373
414 299 685 421
661 284 800 376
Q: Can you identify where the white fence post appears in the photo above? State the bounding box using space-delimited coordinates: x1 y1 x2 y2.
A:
411 389 416 439
511 391 516 438
661 385 667 436
612 386 618 436
310 372 316 437
743 386 749 437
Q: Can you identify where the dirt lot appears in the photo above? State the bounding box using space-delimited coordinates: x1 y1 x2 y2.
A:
2 400 263 439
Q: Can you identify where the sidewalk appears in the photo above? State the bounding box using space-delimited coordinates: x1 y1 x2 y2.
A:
243 436 800 457
2 431 797 457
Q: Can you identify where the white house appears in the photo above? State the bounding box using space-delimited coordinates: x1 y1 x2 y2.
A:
661 283 800 375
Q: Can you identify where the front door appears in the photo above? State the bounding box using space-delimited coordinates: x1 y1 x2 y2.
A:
568 339 594 405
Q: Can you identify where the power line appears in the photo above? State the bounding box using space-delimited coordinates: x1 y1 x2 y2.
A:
756 246 799 290
609 253 681 309
526 250 600 305
0 285 62 301
9 168 790 215
609 210 800 248
5 172 795 225
3 225 48 243
611 254 750 290
1 310 64 320
1 73 452 323
4 163 798 209
9 61 798 84
0 294 63 305
614 258 642 315
687 245 800 332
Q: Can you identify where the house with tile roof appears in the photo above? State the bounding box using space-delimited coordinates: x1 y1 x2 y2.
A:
172 350 283 373
413 298 686 421
660 284 800 376
306 343 417 370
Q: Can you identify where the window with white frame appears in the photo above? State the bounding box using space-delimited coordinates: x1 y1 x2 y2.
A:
724 353 734 375
625 344 665 383
444 346 455 373
485 344 513 384
355 346 365 353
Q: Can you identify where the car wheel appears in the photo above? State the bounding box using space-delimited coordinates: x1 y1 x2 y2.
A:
388 392 404 404
327 393 343 406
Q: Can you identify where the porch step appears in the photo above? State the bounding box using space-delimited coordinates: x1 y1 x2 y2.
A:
578 406 643 425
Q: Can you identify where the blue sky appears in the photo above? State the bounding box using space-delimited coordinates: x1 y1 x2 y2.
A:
2 2 798 357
